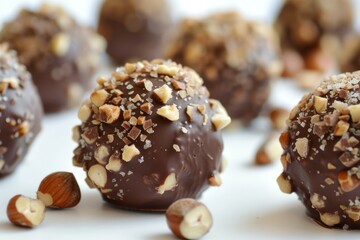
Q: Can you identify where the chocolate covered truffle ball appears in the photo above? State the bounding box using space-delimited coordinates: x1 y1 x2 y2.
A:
278 72 360 229
0 44 43 176
167 12 282 123
275 0 354 76
98 0 171 64
72 59 231 211
0 3 105 113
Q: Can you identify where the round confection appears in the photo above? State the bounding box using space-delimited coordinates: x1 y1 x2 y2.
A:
98 0 171 64
275 0 354 75
166 12 282 124
277 72 360 229
0 44 43 176
340 35 360 73
72 59 231 211
0 3 105 113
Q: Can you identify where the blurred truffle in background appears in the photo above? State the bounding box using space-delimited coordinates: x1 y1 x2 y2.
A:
340 34 360 73
0 44 43 176
275 0 354 78
97 0 172 64
0 3 105 113
167 11 282 124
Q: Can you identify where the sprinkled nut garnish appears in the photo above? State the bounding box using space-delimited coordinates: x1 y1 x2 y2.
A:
157 104 179 121
94 145 110 164
157 173 177 194
209 172 222 186
166 198 213 240
78 104 92 122
153 84 173 103
320 213 340 227
18 121 30 136
277 173 292 194
105 154 122 172
333 120 349 136
91 89 109 107
314 96 328 113
88 164 107 188
211 113 231 130
294 137 309 158
348 104 360 122
122 144 140 162
50 32 70 56
98 104 120 124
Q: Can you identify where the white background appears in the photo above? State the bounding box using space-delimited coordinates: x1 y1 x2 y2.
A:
1 0 360 239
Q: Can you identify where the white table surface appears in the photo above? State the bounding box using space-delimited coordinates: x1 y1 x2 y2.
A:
1 1 360 239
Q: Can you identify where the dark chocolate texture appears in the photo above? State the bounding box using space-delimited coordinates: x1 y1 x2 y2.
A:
0 44 43 176
0 3 105 113
72 59 231 211
166 12 282 123
98 0 171 64
278 72 360 229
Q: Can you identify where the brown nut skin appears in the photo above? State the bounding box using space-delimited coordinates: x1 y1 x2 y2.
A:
73 59 230 211
0 44 43 176
166 198 213 240
37 171 81 209
278 71 360 229
0 3 105 113
166 11 282 124
7 194 46 228
98 0 171 64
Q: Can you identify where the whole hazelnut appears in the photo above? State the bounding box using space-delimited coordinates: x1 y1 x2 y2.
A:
37 171 81 209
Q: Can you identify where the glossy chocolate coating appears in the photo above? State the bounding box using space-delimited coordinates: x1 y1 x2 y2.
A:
0 44 43 176
73 60 230 211
0 4 105 113
167 12 282 123
278 72 360 229
98 0 171 64
275 0 354 66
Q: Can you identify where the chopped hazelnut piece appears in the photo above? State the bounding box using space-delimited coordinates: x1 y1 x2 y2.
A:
333 120 349 136
78 104 92 122
320 213 340 227
91 89 109 107
122 144 140 162
277 173 292 194
157 65 178 76
140 103 154 115
211 113 231 130
209 173 222 186
295 137 309 158
153 84 173 104
157 173 177 194
314 96 328 113
98 104 121 124
157 104 179 121
144 80 153 91
50 32 70 56
348 104 360 122
94 145 110 164
88 164 107 188
18 121 29 136
105 154 122 172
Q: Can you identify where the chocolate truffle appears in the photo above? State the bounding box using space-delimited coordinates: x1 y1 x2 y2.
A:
167 12 282 124
0 3 105 113
277 72 360 229
275 0 354 76
340 35 360 73
72 59 231 211
98 0 171 64
0 44 43 176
